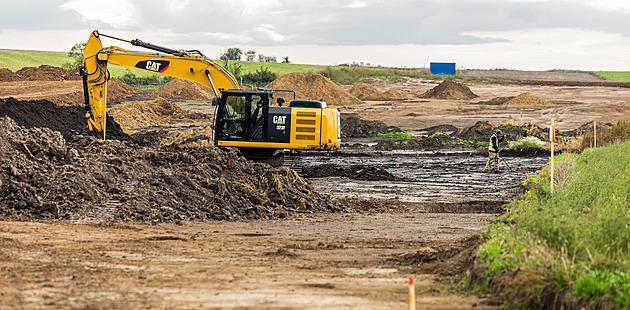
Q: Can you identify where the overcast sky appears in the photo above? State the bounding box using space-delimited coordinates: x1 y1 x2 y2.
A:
1 0 629 70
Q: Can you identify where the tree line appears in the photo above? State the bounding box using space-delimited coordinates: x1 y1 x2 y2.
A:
220 47 290 64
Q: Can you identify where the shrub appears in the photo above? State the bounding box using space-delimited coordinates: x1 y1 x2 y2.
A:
242 67 277 86
508 136 546 150
118 71 173 85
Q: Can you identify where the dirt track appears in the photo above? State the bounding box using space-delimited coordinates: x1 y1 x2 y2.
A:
0 214 499 309
1 68 626 308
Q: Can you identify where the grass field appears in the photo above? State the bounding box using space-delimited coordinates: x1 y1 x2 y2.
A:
596 71 630 81
2 48 630 83
0 49 70 71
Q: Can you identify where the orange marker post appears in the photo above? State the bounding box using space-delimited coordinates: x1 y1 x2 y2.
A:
409 276 416 310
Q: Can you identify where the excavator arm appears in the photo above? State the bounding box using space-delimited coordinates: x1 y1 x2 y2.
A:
81 30 240 139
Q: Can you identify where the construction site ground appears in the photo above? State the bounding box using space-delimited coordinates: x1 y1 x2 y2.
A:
1 69 629 309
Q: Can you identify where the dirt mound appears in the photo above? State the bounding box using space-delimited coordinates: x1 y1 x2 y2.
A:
418 124 459 136
15 65 81 81
383 88 406 100
108 98 210 134
420 80 478 100
473 96 513 105
0 97 128 140
517 121 549 141
150 78 216 100
0 117 346 222
265 73 363 105
457 121 496 140
0 68 21 82
503 92 552 105
302 164 407 181
341 113 402 138
348 83 387 100
108 78 141 101
131 127 214 147
563 120 614 137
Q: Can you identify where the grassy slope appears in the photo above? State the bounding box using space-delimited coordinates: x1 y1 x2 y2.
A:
0 49 323 79
476 132 630 308
596 71 630 81
0 49 70 71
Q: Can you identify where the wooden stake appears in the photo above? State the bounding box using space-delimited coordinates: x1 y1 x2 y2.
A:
594 121 597 148
551 119 555 194
409 276 416 310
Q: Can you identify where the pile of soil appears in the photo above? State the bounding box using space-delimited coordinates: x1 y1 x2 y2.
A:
131 127 214 147
418 124 459 136
503 92 552 105
0 97 128 140
108 78 141 101
473 96 513 106
513 121 547 141
150 78 216 100
383 88 406 100
13 65 81 81
341 113 403 138
457 121 496 140
563 120 614 137
301 165 407 181
0 116 346 222
348 83 388 100
0 68 20 82
265 73 363 105
420 80 478 100
459 120 551 144
108 98 210 134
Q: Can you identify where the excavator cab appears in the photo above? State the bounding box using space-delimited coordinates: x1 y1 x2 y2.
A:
215 89 268 142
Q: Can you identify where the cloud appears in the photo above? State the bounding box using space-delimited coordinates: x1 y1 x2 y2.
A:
60 0 137 27
2 0 630 70
253 24 286 42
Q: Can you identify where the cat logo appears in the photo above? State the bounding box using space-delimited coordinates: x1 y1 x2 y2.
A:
134 60 170 73
273 115 287 131
273 115 286 125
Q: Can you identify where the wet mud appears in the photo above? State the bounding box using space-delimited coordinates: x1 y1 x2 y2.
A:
287 149 548 213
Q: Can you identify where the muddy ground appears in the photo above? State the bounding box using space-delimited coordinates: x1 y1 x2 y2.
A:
1 69 627 309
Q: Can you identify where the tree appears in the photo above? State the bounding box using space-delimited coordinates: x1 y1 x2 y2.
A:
220 47 242 61
62 43 86 71
257 54 277 62
245 50 256 61
282 56 290 64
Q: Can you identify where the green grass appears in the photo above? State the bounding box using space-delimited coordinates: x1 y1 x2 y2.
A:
368 128 416 139
476 142 630 308
507 136 547 150
224 60 325 77
595 71 630 82
0 49 71 71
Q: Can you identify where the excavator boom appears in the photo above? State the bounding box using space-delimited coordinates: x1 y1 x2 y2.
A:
81 30 240 139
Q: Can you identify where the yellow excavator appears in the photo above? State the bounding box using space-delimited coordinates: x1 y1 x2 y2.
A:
81 30 340 163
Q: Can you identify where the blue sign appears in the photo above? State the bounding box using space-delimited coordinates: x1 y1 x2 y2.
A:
430 62 456 75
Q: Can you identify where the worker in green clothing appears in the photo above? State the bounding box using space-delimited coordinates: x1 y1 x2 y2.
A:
485 129 505 173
